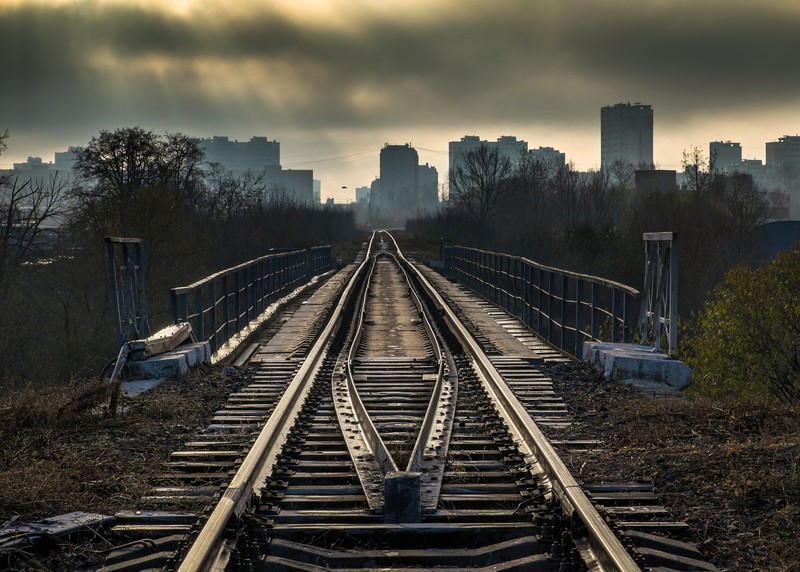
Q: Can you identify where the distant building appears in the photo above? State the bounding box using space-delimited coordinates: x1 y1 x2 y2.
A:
313 179 321 204
494 136 528 165
766 136 800 218
369 178 381 203
417 163 439 213
449 135 528 175
766 135 800 168
377 144 419 221
54 147 79 172
710 141 742 173
601 102 654 169
528 146 566 170
195 135 313 204
355 186 370 204
264 167 314 204
196 136 280 171
3 154 76 198
12 156 55 179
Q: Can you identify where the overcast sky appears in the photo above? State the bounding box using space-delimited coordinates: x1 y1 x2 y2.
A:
2 0 799 201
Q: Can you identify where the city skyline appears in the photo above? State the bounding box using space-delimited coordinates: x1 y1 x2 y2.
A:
2 0 800 202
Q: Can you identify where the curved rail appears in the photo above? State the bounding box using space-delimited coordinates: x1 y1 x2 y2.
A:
389 230 641 571
176 232 378 572
333 243 453 515
334 252 399 509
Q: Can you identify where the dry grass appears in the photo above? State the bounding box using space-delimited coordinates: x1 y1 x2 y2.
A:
0 365 238 521
544 362 800 572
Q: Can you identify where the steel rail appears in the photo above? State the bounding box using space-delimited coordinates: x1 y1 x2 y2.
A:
387 251 449 474
176 232 378 572
384 234 455 479
387 231 641 572
343 253 399 478
334 245 450 512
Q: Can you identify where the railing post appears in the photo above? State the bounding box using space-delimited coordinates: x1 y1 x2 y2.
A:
247 264 255 322
668 235 679 356
590 282 599 341
575 278 584 357
547 271 554 344
235 268 243 332
267 257 274 302
560 274 568 351
194 287 205 342
222 274 230 344
535 267 543 334
209 281 217 353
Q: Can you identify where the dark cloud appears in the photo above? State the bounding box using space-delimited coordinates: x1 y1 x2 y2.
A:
1 0 799 145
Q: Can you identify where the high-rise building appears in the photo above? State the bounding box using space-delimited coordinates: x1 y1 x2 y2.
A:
263 167 314 204
766 136 800 212
355 186 370 204
710 141 742 172
529 146 566 170
766 136 800 169
449 135 528 175
197 136 280 171
54 147 79 172
369 179 381 210
494 136 528 165
417 163 439 213
313 180 321 204
601 103 654 169
378 144 419 220
196 135 314 204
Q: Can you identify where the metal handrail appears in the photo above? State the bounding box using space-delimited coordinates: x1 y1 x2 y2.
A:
171 246 332 353
443 246 639 357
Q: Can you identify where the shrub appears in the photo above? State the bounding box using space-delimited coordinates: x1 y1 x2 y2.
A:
685 249 800 401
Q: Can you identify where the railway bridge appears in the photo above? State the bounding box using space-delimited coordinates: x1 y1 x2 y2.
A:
4 231 712 572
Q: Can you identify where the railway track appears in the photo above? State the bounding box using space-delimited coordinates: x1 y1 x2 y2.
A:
3 232 717 571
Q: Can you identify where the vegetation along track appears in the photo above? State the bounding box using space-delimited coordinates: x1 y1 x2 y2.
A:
3 231 719 571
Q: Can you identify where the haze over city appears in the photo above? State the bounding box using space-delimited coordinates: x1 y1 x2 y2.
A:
2 0 799 202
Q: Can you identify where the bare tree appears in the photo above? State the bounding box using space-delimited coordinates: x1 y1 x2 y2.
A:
0 131 68 287
682 146 716 194
72 127 204 234
448 144 514 228
551 162 582 230
724 173 770 263
197 164 265 222
607 159 636 188
511 152 551 226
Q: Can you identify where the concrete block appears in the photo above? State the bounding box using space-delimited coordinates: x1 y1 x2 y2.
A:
121 378 167 397
384 471 421 523
128 342 211 379
583 342 691 390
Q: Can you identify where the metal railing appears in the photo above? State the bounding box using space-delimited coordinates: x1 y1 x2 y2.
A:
443 246 639 358
171 246 332 354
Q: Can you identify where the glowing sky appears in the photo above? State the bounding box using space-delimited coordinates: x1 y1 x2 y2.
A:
2 0 799 201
